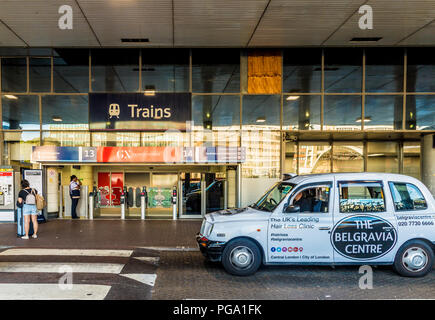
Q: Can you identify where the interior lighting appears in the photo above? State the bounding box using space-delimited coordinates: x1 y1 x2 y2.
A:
355 116 372 123
286 96 300 101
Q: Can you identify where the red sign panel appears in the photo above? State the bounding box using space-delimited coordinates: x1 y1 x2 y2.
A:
96 147 182 163
0 172 13 176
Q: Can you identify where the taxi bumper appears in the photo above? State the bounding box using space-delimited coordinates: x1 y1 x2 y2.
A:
196 233 226 262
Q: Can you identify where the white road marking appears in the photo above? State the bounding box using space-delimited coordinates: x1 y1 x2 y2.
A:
139 246 198 252
133 257 160 264
0 284 111 300
0 262 124 274
0 249 133 257
120 274 157 286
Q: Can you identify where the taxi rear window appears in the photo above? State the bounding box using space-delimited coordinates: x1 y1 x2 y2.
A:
389 182 428 211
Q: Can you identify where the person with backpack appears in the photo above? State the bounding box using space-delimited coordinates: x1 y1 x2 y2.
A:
17 179 39 239
70 175 81 219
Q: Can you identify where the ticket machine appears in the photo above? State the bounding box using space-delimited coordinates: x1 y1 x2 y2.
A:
0 167 15 222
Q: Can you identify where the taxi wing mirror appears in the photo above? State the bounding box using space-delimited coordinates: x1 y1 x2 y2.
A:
284 205 300 213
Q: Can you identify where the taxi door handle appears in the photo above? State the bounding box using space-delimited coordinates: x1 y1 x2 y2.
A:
319 227 331 231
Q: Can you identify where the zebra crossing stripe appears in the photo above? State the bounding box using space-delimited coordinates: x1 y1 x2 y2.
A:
0 262 124 274
0 284 111 300
120 274 157 286
0 249 133 257
133 257 160 264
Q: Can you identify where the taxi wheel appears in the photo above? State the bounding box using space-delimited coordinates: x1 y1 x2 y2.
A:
393 240 434 277
221 239 261 276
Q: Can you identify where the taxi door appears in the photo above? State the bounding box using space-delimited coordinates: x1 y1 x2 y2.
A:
331 179 398 264
267 182 334 264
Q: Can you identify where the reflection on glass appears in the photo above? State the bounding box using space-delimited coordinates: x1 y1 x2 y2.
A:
367 141 398 173
332 142 363 172
241 130 280 178
192 49 240 93
91 49 139 92
324 48 362 93
242 95 280 129
142 132 188 147
92 132 141 147
42 131 90 147
283 49 321 93
53 49 89 93
405 95 435 130
1 58 27 92
365 48 404 92
2 95 39 130
42 95 89 130
339 182 386 213
407 48 435 92
283 95 321 130
284 142 297 174
403 141 420 179
389 182 427 211
30 58 51 92
192 95 240 130
192 131 239 148
3 131 40 163
364 96 403 130
252 182 293 212
298 142 331 174
142 49 189 92
324 96 361 131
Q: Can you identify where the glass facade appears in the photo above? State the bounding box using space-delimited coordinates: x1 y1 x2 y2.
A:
1 48 433 182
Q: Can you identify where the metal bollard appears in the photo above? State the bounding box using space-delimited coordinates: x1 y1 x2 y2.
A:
172 186 177 220
88 193 94 220
141 186 147 220
120 192 126 220
141 195 146 220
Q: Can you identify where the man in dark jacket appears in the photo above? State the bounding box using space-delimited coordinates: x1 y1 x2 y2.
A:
293 190 313 212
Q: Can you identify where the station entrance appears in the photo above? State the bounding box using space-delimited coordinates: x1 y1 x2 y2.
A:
43 164 240 220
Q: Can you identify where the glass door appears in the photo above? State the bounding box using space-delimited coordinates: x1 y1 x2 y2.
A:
180 172 202 217
110 172 123 206
205 172 226 214
97 172 124 207
179 169 228 218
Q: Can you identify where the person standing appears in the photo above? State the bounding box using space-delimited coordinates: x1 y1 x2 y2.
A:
17 179 39 239
70 175 81 219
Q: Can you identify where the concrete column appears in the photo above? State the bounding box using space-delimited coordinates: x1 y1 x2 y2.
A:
421 134 435 196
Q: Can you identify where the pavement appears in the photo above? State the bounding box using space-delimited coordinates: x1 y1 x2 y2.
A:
0 247 159 300
0 219 434 300
0 219 202 249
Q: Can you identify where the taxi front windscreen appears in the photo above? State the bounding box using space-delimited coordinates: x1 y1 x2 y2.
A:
250 182 294 212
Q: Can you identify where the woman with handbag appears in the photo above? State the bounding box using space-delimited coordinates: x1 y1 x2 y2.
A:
17 179 39 239
69 175 81 219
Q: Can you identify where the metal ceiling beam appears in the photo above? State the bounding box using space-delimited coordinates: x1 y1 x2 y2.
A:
0 19 29 47
395 18 435 45
75 0 102 46
246 0 271 47
321 0 369 45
